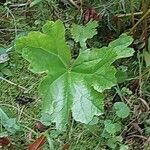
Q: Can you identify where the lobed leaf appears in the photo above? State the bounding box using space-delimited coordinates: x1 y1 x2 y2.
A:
104 120 121 135
71 21 98 50
16 20 134 130
109 34 134 59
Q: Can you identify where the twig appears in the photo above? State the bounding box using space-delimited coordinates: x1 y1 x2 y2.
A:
9 3 29 8
121 65 150 82
130 9 150 34
127 134 147 140
140 65 150 77
18 105 25 121
142 0 149 51
6 6 18 38
137 52 143 97
138 97 150 111
115 12 143 18
0 29 23 32
130 0 135 26
0 76 27 90
68 0 80 9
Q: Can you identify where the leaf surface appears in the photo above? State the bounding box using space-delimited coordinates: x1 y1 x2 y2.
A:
109 34 134 59
28 135 47 150
16 20 134 130
0 137 11 147
144 50 150 67
104 120 121 135
0 107 20 134
71 21 98 49
114 102 130 118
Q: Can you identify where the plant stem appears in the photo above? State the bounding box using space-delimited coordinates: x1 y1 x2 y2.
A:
137 52 143 97
115 12 143 18
68 0 80 9
130 9 150 34
65 111 72 143
142 0 149 51
130 0 135 26
0 76 27 90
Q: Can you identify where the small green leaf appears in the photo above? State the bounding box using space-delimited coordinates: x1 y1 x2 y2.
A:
0 47 6 54
116 69 127 83
5 118 20 134
143 50 150 67
109 34 134 59
0 107 20 134
107 137 117 149
116 136 123 142
87 116 99 125
121 87 132 95
145 127 150 135
114 102 130 118
1 68 13 76
0 108 9 122
101 129 111 139
0 63 7 70
107 136 123 149
104 120 121 135
145 119 150 125
71 21 98 50
40 113 51 126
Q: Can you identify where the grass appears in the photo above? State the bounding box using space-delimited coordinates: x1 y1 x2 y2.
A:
0 0 150 149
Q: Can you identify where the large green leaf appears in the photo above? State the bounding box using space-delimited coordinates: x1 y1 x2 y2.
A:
16 20 134 130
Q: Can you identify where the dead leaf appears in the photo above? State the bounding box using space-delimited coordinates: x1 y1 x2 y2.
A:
28 135 47 150
129 79 139 94
34 121 49 132
62 143 70 150
0 137 11 147
84 7 102 23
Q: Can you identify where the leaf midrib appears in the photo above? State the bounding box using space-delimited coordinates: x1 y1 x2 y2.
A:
28 46 70 69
